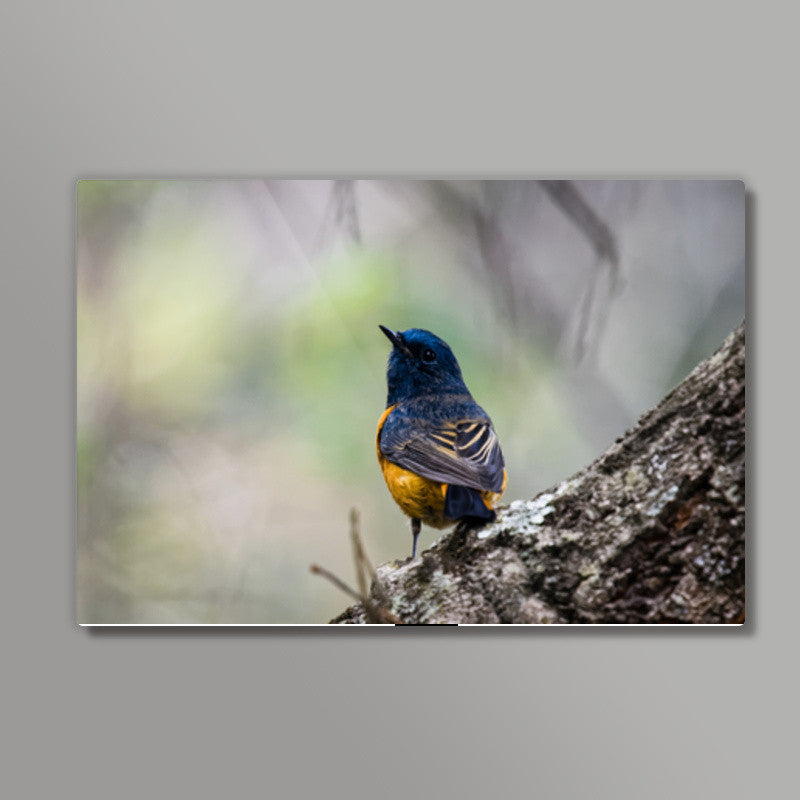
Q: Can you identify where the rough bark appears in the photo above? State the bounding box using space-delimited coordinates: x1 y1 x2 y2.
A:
333 322 745 625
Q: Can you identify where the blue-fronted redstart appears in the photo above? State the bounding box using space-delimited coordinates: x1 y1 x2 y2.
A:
376 325 507 557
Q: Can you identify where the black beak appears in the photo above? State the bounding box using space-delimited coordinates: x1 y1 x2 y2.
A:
379 325 411 355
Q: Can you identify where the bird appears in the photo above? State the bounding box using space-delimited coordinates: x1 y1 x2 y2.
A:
376 325 507 558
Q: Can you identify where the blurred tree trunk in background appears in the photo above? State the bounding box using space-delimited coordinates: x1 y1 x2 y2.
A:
334 322 745 624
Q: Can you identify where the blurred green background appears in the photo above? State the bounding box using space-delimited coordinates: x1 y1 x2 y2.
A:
76 179 745 623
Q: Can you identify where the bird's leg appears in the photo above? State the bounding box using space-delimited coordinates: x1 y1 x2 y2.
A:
411 518 421 558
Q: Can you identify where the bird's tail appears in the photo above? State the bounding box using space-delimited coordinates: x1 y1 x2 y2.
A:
444 484 496 523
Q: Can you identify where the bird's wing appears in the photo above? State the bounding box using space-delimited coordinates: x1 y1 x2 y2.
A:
380 408 505 493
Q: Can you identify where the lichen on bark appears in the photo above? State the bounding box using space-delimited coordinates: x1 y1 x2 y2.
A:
333 322 745 625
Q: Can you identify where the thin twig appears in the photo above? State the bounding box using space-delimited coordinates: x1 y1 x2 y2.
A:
539 180 619 275
311 509 404 624
350 508 369 602
351 508 379 584
309 564 363 603
540 180 623 363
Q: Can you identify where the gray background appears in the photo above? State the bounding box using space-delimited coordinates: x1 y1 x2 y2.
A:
1 3 791 798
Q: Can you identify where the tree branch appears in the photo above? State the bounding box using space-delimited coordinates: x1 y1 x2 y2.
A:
333 322 745 624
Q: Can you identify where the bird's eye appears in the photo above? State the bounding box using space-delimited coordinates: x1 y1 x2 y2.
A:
421 348 436 363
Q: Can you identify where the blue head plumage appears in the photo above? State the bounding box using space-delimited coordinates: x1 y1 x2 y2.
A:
379 326 469 406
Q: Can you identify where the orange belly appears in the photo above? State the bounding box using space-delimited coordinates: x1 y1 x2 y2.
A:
376 405 505 528
379 457 451 528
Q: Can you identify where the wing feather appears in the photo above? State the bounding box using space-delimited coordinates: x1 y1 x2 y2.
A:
380 405 505 493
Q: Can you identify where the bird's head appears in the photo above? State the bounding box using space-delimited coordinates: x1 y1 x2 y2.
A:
379 325 469 405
